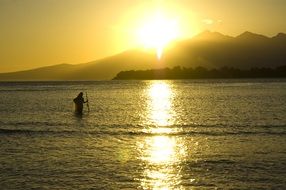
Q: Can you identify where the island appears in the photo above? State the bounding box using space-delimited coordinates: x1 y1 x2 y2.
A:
113 65 286 80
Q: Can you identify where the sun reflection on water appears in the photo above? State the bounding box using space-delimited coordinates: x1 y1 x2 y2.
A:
147 82 175 127
139 135 187 190
144 136 176 164
138 81 187 190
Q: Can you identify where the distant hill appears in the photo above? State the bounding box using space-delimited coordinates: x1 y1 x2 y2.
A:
166 31 286 69
0 50 158 81
1 31 286 80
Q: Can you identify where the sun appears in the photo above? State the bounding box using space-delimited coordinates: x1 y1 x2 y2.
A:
137 12 180 60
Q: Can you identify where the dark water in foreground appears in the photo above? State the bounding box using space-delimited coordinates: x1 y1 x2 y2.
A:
0 79 286 189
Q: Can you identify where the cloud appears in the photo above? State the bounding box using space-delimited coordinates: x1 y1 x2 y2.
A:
202 19 223 25
202 19 214 25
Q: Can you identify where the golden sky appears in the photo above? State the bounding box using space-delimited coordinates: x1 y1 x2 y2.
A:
0 0 286 72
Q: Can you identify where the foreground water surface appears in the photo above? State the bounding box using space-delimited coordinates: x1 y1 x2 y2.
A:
0 79 286 189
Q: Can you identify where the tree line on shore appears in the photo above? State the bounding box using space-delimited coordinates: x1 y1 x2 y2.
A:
113 65 286 80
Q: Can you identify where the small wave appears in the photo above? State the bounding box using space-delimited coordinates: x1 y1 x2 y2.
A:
126 130 286 136
0 121 67 127
1 121 285 130
1 128 286 137
0 129 74 135
203 159 236 164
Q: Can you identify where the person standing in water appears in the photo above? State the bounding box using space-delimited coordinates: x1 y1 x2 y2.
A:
73 92 88 114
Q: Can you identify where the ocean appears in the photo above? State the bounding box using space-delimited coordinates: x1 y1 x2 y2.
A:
0 79 286 189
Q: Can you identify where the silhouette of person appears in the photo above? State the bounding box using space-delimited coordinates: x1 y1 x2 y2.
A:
73 92 88 114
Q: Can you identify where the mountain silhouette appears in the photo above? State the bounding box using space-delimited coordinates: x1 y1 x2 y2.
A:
0 50 157 80
0 31 286 80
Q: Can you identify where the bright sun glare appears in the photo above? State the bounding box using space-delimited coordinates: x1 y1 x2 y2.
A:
137 12 180 60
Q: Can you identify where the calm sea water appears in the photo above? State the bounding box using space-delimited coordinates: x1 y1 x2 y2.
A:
0 79 286 190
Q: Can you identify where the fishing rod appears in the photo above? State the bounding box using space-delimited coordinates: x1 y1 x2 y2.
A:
86 92 90 112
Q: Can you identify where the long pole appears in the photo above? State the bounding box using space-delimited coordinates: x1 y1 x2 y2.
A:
86 92 90 112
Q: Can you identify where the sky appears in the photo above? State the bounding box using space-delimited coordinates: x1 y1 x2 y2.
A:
0 0 286 72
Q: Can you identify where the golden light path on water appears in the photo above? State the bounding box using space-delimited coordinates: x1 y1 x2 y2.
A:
138 81 187 190
149 82 174 127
